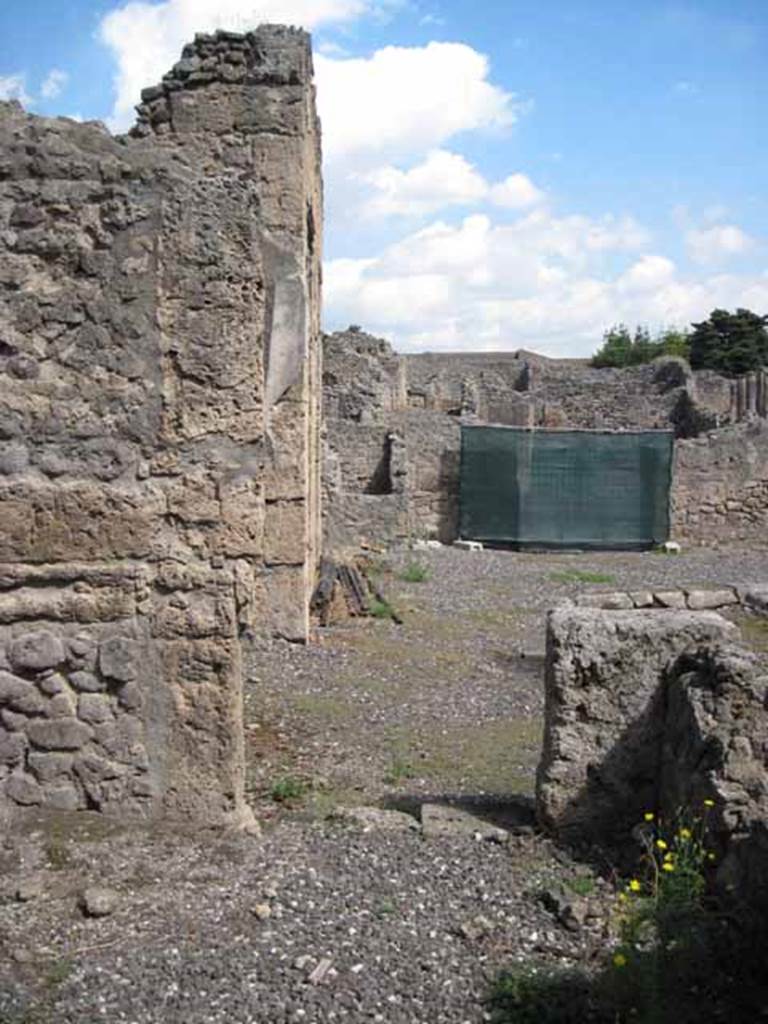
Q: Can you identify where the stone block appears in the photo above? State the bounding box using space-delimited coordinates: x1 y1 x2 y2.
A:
537 607 738 846
27 718 92 751
77 693 114 724
653 590 687 609
27 752 73 782
5 772 42 805
99 637 139 682
7 630 65 672
685 588 738 610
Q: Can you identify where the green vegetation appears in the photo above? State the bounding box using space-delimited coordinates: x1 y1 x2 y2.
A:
270 775 309 803
564 874 596 898
383 755 418 785
401 561 430 583
490 801 768 1023
591 324 690 368
548 569 616 584
370 597 398 620
591 308 768 375
689 307 768 376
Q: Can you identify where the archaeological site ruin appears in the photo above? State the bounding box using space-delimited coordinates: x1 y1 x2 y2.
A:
0 26 322 826
1 25 767 925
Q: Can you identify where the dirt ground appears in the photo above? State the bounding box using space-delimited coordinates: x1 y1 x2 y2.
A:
3 544 768 1023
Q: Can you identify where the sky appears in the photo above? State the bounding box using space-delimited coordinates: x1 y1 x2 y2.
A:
0 0 766 356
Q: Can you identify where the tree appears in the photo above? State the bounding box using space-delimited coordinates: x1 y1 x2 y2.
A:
592 324 635 368
688 308 768 376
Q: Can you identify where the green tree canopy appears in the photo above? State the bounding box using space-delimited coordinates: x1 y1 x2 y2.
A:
591 325 691 368
688 308 768 376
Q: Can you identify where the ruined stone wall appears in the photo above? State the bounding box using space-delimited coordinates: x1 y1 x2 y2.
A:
0 27 322 824
538 605 768 911
672 421 768 547
324 328 768 550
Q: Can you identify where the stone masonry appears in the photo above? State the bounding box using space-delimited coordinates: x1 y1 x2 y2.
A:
323 327 768 552
537 605 768 911
0 27 322 825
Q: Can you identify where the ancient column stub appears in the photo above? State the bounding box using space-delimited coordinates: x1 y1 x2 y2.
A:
0 26 323 827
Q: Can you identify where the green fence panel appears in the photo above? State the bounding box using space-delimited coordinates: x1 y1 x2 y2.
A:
459 426 673 549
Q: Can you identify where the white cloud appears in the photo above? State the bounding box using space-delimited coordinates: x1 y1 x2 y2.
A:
686 223 757 265
0 73 31 107
489 172 545 210
316 42 517 165
361 149 489 217
99 0 374 130
324 210 767 356
40 69 69 100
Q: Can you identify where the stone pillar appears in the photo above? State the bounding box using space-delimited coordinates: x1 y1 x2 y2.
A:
0 26 323 825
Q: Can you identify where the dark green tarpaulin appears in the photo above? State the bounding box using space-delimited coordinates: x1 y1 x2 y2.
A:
459 426 673 549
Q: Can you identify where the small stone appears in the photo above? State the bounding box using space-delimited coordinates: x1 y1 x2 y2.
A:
308 957 334 985
5 772 43 805
79 886 119 918
43 782 81 811
99 638 138 682
38 673 66 696
252 903 272 920
458 914 494 941
27 718 92 751
117 681 142 712
69 671 105 693
15 877 45 902
28 751 73 782
8 631 65 673
46 691 77 718
78 693 113 724
0 731 27 766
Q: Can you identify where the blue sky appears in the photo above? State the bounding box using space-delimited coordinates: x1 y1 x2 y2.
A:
1 0 766 355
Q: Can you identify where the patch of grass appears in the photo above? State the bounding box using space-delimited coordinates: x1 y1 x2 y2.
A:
270 775 308 804
43 959 74 990
564 873 596 897
488 965 597 1024
374 898 397 918
548 569 616 585
370 598 398 620
383 755 418 785
401 562 430 583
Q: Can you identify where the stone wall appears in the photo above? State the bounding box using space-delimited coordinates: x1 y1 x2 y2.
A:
671 421 768 546
0 26 322 825
537 605 768 911
323 328 768 551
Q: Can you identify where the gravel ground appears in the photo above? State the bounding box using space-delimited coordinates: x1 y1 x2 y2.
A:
2 545 768 1023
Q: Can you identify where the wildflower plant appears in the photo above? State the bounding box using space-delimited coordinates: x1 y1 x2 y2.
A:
606 801 719 1021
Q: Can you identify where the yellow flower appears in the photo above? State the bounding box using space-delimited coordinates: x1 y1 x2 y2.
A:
613 953 628 968
656 839 668 851
664 852 674 862
628 879 641 892
662 862 675 872
643 812 654 822
679 828 692 840
707 852 716 862
704 799 715 808
618 892 628 902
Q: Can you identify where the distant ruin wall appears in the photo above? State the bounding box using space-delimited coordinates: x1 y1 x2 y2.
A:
0 26 323 825
672 422 768 546
323 329 768 551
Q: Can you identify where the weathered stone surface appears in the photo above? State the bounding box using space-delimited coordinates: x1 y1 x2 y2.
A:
685 588 738 610
662 644 768 912
536 607 737 845
5 772 42 805
98 638 138 682
333 806 421 833
26 718 92 751
653 590 687 609
0 26 323 827
79 886 119 918
576 592 633 610
7 631 65 672
421 803 508 843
